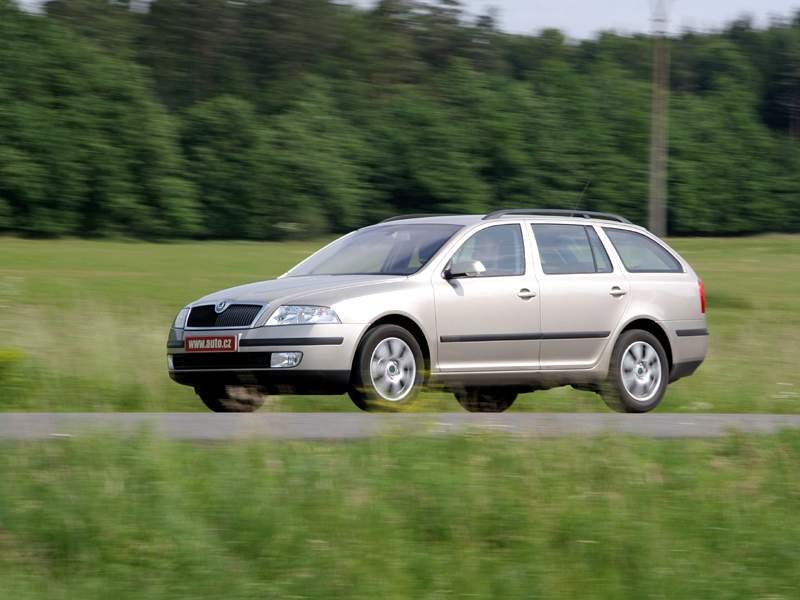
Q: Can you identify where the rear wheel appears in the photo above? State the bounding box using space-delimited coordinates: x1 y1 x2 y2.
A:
455 388 517 413
601 330 668 413
195 385 265 413
348 324 424 412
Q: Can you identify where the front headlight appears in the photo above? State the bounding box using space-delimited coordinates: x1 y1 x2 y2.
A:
173 307 190 329
266 305 340 326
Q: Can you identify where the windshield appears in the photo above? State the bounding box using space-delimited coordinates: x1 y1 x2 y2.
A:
287 224 462 277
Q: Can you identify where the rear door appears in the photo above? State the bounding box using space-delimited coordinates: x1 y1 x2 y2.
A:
531 223 630 369
433 223 541 372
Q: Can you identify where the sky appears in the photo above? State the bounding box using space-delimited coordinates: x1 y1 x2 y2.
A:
16 0 800 39
354 0 800 39
457 0 800 38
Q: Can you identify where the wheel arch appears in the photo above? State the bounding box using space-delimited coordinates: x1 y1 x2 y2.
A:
618 317 673 371
354 313 432 379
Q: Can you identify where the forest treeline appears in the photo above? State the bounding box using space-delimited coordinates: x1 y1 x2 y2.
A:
1 0 800 238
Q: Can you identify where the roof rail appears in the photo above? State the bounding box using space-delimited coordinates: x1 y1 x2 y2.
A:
380 213 449 223
482 208 632 224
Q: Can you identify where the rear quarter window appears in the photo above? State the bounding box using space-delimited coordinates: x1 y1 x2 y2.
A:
604 228 683 273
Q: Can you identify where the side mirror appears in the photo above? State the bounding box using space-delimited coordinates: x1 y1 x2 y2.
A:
445 260 486 280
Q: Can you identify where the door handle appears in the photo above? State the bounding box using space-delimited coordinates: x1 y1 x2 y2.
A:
518 288 537 300
609 286 627 298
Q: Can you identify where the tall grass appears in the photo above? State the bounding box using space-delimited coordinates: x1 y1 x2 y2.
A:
0 236 798 412
1 432 800 599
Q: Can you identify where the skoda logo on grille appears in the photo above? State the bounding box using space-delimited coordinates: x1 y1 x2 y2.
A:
214 301 231 314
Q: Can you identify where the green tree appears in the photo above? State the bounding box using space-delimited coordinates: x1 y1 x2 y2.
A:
367 85 491 215
140 0 249 109
181 96 272 239
0 2 198 237
44 0 141 59
4 0 800 237
670 86 780 234
262 78 373 235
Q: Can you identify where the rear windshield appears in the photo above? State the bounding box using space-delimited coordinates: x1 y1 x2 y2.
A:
288 224 462 277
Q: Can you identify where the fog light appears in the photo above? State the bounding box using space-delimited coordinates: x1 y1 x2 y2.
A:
167 355 174 369
270 352 302 368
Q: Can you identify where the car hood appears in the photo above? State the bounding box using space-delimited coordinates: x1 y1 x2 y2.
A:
191 275 405 307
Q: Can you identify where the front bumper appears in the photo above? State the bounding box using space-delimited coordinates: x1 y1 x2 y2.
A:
167 323 363 394
168 368 352 394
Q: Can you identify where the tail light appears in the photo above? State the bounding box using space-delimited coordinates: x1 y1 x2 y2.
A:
698 279 706 314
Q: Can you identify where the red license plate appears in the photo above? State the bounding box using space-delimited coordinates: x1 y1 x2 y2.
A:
184 336 237 353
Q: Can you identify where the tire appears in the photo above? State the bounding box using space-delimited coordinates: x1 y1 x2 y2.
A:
348 324 424 412
455 388 517 413
601 329 669 413
196 385 265 413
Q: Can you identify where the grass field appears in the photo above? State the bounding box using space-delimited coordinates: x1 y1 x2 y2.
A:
0 235 798 412
1 431 800 599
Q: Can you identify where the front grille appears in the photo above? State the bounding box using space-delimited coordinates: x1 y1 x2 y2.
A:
172 352 271 370
187 304 262 328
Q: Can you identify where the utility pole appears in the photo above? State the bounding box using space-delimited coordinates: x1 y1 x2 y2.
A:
648 0 670 236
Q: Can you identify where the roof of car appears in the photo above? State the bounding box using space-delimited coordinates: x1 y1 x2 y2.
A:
378 214 484 226
378 210 641 229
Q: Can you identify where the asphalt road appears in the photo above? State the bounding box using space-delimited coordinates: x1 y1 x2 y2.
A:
1 413 800 440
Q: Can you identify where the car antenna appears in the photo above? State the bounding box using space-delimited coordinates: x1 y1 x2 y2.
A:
572 180 592 211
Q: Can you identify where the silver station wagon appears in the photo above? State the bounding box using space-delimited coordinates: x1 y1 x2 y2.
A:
167 209 708 413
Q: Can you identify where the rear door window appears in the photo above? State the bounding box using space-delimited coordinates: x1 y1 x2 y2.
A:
532 224 613 274
604 228 683 273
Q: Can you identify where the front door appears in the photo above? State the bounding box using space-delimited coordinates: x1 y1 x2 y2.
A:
433 223 541 372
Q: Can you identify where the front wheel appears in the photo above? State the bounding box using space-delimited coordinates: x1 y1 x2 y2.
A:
348 324 424 412
601 330 668 413
455 388 517 413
